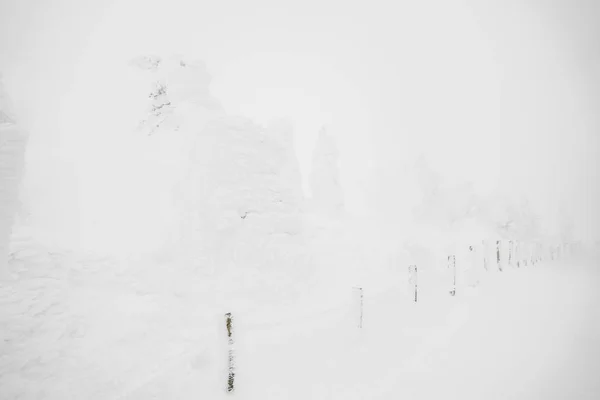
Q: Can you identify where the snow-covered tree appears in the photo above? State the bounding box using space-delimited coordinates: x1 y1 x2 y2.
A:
130 55 223 135
414 154 442 200
177 113 306 275
475 193 546 244
309 127 344 216
142 79 173 134
129 54 162 72
412 156 478 228
557 202 575 243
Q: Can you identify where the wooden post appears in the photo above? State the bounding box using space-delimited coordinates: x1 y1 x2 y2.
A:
225 313 235 393
468 245 476 287
482 240 488 271
496 240 502 272
409 265 418 302
448 255 456 296
353 287 363 329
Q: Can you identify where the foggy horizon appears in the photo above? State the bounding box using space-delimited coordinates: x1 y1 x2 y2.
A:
1 0 598 241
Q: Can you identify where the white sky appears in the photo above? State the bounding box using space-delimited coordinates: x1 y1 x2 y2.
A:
1 0 598 241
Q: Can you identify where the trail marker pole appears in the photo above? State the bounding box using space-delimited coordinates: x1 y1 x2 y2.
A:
225 313 235 393
409 265 418 302
353 287 363 329
483 241 488 271
496 240 502 272
448 255 456 296
468 245 476 287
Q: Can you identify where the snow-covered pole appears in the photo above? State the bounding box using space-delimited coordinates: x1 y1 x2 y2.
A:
468 245 476 287
225 313 235 393
508 240 513 267
520 242 524 267
557 245 561 260
448 255 456 296
496 240 502 272
353 287 363 329
560 243 564 260
409 265 418 302
482 240 488 271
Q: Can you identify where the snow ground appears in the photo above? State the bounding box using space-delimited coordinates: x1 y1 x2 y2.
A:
1 241 598 399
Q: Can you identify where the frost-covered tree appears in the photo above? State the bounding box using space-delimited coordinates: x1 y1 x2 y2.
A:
130 55 222 135
477 193 544 243
129 55 173 134
177 114 306 275
143 79 173 134
557 202 575 243
129 54 162 72
414 154 442 200
412 156 478 228
309 127 344 215
514 198 542 240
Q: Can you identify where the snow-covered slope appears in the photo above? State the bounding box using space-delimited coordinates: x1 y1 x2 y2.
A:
1 239 596 399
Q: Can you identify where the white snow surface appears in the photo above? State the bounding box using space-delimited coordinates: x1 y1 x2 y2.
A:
0 237 598 399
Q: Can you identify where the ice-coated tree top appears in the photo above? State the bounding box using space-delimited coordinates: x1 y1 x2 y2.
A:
129 54 222 134
128 55 163 72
